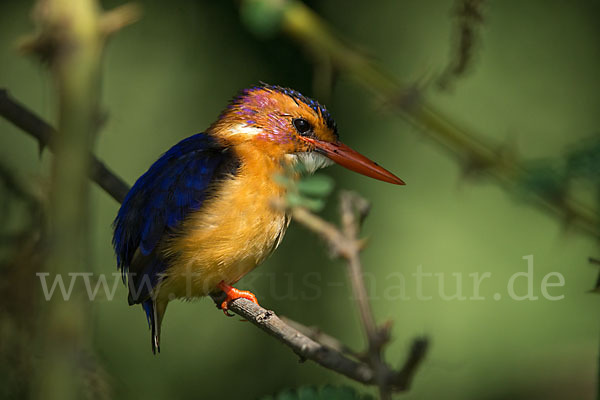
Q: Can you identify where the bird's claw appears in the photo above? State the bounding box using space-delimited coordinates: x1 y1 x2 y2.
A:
217 280 260 318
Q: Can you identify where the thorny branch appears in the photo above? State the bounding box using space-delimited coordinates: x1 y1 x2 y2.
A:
1 91 427 395
268 0 600 239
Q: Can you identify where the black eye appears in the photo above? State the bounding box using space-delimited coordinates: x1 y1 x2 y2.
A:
292 118 312 135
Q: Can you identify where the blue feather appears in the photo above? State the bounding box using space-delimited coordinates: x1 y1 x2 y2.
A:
112 133 238 305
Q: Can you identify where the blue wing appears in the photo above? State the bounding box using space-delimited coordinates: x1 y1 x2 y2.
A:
112 133 238 352
112 133 238 303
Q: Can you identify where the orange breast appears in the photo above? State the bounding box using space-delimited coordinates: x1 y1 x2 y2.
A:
157 142 289 301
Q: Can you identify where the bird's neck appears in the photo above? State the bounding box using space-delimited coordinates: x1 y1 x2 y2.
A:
232 140 294 187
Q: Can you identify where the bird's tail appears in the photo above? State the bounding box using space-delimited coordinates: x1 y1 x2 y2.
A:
141 299 167 354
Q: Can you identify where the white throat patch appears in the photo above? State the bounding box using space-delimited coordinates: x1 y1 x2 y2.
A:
285 152 334 175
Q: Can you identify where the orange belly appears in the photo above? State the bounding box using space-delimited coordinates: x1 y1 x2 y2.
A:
156 147 289 302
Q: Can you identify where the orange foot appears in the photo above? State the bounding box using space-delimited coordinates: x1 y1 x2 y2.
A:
217 281 260 317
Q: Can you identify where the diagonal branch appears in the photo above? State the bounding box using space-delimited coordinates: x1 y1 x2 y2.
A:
280 315 361 359
0 89 129 203
226 298 375 384
250 0 599 239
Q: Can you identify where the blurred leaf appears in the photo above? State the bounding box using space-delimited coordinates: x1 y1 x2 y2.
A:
518 161 566 201
273 173 293 188
259 385 374 400
566 136 600 181
277 170 334 212
297 174 334 197
286 192 325 211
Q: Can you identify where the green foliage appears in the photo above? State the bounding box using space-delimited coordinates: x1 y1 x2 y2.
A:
518 161 566 201
259 385 374 400
275 170 334 212
296 175 335 197
517 135 600 203
239 0 289 38
566 136 600 181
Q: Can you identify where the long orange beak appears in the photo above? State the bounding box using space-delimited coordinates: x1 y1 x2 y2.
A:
299 137 405 185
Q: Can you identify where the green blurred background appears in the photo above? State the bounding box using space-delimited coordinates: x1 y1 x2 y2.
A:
1 0 599 399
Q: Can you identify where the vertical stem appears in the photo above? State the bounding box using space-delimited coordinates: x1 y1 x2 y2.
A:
340 192 391 399
346 253 391 400
340 192 377 346
29 1 103 398
345 253 378 347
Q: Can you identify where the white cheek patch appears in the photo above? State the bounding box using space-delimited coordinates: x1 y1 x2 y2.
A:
225 124 265 138
286 152 334 174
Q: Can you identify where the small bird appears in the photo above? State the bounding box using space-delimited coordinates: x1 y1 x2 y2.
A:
112 84 404 353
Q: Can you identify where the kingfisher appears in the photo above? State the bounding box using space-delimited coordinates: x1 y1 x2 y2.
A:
112 84 404 353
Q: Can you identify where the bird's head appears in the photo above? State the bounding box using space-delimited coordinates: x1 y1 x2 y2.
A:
209 84 404 185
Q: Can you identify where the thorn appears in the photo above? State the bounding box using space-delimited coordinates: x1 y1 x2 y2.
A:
495 136 518 167
100 3 142 37
356 237 369 251
384 82 424 113
380 319 393 338
461 136 518 182
354 196 371 226
374 320 393 351
38 139 46 158
17 33 57 64
460 153 491 180
589 258 600 293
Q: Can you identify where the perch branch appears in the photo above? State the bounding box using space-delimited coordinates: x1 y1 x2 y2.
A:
280 316 360 358
227 298 375 384
1 91 426 393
